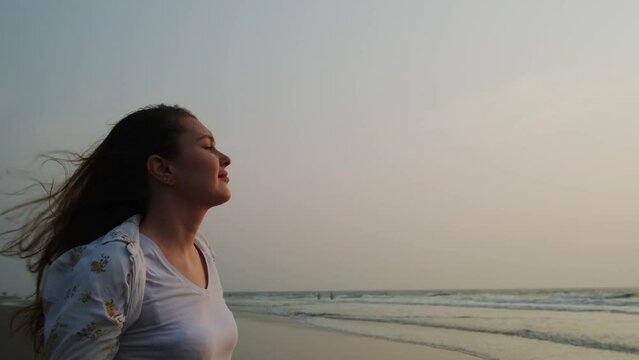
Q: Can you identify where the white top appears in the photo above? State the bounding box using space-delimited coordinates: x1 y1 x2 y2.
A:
42 215 237 360
116 234 238 360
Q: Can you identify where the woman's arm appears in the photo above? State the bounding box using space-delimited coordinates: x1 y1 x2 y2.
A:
42 241 134 360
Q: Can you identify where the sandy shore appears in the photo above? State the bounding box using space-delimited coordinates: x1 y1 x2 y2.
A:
233 311 481 360
2 305 480 359
1 305 34 360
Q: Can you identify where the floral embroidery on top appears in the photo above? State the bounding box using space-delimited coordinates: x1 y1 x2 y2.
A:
112 230 130 242
104 299 120 318
77 322 103 340
79 291 91 303
68 246 87 267
42 215 145 357
45 320 69 353
104 299 126 328
64 285 79 300
90 254 110 273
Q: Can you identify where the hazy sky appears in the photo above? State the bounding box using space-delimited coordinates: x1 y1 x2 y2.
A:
1 1 639 295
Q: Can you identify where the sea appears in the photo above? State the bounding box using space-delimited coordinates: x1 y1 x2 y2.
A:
225 287 639 360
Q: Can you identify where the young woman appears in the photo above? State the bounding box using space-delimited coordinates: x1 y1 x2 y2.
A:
1 105 238 359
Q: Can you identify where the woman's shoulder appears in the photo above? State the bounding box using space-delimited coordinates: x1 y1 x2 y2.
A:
41 215 148 355
48 215 144 275
47 238 131 278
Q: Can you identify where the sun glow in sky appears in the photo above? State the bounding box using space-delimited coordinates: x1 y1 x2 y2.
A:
2 1 639 295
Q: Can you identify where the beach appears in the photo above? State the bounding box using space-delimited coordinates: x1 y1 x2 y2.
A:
227 288 639 359
233 311 481 360
1 304 480 359
1 305 33 360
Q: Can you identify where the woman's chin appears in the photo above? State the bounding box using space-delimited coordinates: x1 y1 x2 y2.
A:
208 192 231 208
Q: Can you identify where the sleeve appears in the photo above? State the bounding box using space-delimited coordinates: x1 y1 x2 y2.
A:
42 241 133 360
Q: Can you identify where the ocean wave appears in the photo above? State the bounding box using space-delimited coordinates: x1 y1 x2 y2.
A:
296 313 639 355
226 289 639 313
327 297 639 315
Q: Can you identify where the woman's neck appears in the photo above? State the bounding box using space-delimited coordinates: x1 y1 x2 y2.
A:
139 198 207 256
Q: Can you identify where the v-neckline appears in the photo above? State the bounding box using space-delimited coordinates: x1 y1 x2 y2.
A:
141 234 210 293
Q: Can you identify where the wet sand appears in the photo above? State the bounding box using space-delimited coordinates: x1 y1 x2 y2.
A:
232 311 482 360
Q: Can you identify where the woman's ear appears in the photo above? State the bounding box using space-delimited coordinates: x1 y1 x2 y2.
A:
146 155 175 185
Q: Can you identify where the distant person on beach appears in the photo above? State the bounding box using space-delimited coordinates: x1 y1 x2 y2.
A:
0 105 237 359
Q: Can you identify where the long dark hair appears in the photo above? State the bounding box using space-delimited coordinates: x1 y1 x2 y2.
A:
0 104 193 353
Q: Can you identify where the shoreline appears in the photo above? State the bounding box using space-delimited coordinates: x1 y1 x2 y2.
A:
232 310 483 360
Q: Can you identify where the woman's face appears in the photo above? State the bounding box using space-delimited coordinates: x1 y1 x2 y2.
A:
170 116 232 208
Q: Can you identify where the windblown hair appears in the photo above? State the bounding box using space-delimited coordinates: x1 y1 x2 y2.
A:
0 104 194 354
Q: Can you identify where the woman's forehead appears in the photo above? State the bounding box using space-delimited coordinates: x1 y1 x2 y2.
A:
181 116 213 139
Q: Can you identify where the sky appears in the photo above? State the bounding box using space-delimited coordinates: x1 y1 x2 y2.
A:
1 0 639 295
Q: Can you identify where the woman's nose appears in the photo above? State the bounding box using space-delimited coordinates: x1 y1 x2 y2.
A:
220 152 231 167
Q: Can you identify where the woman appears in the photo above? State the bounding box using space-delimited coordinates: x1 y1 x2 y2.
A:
1 104 238 359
